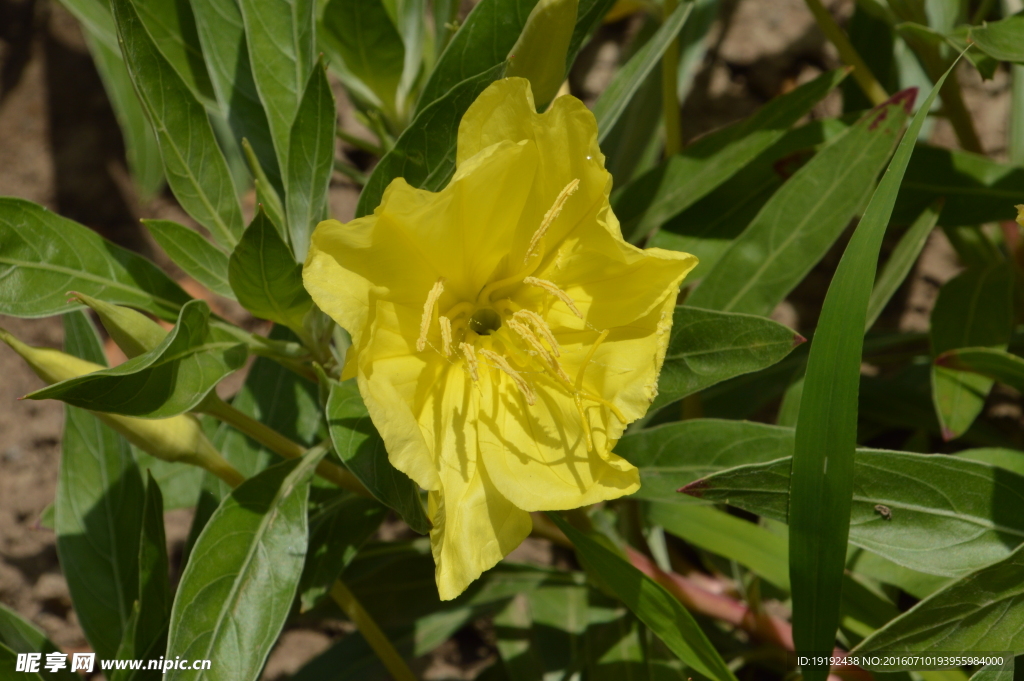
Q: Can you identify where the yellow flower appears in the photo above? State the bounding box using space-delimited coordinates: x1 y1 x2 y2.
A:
304 78 697 599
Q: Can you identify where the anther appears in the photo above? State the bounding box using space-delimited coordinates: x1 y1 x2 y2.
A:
513 309 560 356
479 349 535 405
439 316 453 356
460 342 479 381
523 179 580 264
523 277 583 319
416 277 446 352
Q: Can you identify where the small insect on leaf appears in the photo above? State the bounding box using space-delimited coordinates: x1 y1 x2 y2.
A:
874 504 893 521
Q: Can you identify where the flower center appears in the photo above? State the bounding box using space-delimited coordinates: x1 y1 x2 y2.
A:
468 308 502 335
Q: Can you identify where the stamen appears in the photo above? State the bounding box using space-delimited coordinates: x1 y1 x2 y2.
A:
523 277 583 319
439 316 453 356
416 277 445 352
479 349 535 405
575 329 609 391
508 318 574 385
574 395 595 451
524 179 580 264
513 309 560 356
460 342 479 381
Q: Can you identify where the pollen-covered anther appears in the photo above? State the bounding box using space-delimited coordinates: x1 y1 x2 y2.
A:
460 342 479 381
513 309 560 356
523 179 580 264
479 349 536 405
416 277 446 352
523 277 583 319
439 316 453 356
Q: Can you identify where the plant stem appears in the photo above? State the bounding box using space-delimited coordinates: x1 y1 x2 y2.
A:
200 395 371 497
661 0 682 157
331 580 418 681
336 127 384 156
333 158 368 186
803 0 888 105
971 0 998 24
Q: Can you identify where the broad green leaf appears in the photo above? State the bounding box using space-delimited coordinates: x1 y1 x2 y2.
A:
191 0 281 190
854 540 1024 653
865 199 942 330
326 379 431 534
415 0 537 112
651 116 855 277
111 473 170 681
593 1 692 141
651 306 804 411
893 145 1024 226
228 210 312 332
564 0 618 72
687 95 910 316
0 603 78 681
130 0 216 107
111 0 244 249
957 447 1024 479
143 220 233 299
298 494 387 611
930 263 1013 440
30 301 246 418
648 502 790 590
286 63 336 261
685 448 1024 578
613 68 848 242
84 31 164 199
0 198 190 320
0 642 43 680
166 449 326 681
132 451 203 510
970 14 1024 63
54 0 118 50
970 662 1015 681
319 0 405 118
617 418 794 503
788 70 946 673
494 581 590 679
356 61 507 217
55 311 144 661
548 513 737 681
237 0 316 172
847 548 953 600
937 347 1024 397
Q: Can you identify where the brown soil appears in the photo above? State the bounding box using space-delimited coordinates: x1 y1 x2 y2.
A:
0 0 1007 678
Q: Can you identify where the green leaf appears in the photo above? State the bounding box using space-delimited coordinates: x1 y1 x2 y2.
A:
326 379 431 534
415 0 537 112
237 0 315 172
110 0 244 250
130 0 216 107
143 220 233 299
613 68 848 242
319 0 406 118
30 301 246 418
355 61 507 217
564 0 618 74
229 210 313 332
648 502 790 590
132 452 203 510
685 447 1024 578
0 198 191 321
970 13 1024 63
547 513 737 681
938 346 1024 396
893 144 1024 226
617 418 794 504
652 306 804 411
650 116 855 277
0 642 43 681
854 539 1024 653
0 603 79 681
930 262 1014 440
299 494 387 611
687 95 910 316
957 447 1024 478
865 199 942 330
84 31 164 199
788 70 946 671
55 311 145 661
593 1 692 141
166 449 327 681
191 0 281 191
286 62 336 261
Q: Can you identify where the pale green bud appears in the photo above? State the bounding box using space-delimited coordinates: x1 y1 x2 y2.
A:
70 291 167 358
0 328 244 488
506 0 579 107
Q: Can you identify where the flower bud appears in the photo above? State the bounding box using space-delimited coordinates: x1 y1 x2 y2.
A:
1016 204 1023 228
505 0 579 108
0 328 244 488
70 291 167 358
